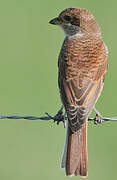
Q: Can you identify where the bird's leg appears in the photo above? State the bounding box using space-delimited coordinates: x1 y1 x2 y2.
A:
53 106 67 127
93 107 103 125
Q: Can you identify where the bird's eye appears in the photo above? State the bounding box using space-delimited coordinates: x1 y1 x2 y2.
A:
64 15 71 22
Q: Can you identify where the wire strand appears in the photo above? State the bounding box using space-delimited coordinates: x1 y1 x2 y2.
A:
0 114 116 123
0 106 116 127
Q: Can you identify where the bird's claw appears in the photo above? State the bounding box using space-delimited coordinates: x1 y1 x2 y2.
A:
46 106 66 128
94 113 103 125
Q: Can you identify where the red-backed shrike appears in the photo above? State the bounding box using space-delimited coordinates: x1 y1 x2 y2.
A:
49 8 108 177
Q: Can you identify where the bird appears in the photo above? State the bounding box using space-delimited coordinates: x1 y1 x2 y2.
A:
49 8 108 177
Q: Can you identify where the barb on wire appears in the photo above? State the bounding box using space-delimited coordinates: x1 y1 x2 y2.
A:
0 106 117 127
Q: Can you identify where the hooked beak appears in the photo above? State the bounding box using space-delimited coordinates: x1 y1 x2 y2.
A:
49 17 62 25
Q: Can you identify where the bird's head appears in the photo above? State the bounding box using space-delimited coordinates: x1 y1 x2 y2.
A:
49 8 100 37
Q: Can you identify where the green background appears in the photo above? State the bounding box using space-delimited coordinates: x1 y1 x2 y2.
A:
0 0 116 179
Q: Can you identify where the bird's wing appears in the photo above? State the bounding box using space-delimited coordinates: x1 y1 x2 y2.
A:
58 42 108 132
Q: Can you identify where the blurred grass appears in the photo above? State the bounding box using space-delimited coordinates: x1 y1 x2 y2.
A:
0 0 116 179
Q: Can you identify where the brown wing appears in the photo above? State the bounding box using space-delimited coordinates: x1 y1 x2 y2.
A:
58 39 108 132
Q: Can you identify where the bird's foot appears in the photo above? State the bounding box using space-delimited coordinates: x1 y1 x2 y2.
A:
46 106 66 128
94 113 103 125
93 107 103 125
54 106 66 127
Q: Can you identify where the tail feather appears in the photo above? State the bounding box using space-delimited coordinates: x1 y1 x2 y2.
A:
61 121 88 177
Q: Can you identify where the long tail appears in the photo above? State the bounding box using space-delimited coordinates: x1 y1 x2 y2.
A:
61 121 88 177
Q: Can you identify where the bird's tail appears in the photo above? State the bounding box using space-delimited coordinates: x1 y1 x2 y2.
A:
61 121 88 177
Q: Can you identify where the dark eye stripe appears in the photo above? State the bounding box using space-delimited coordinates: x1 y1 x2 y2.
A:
64 15 71 22
71 16 80 26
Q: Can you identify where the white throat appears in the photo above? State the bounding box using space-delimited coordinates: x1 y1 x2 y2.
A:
61 23 84 38
68 32 84 39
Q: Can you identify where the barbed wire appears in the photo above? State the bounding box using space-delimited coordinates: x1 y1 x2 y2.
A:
0 107 117 127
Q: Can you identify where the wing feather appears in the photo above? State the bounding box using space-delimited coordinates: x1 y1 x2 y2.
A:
58 38 108 132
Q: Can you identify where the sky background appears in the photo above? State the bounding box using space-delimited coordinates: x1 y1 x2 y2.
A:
0 0 116 179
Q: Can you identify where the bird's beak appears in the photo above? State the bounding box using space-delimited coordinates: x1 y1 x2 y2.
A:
49 17 61 25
